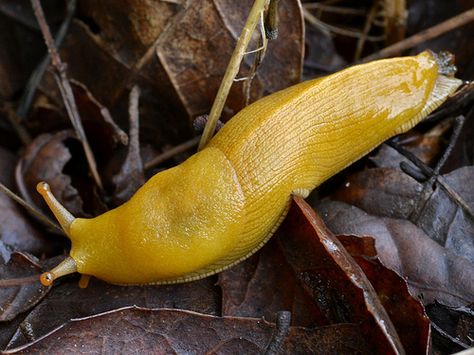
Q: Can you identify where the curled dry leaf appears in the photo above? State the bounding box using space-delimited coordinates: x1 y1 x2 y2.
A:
318 199 474 307
4 307 370 354
0 147 48 255
16 130 86 218
0 252 52 322
4 276 219 350
332 166 474 264
70 80 128 155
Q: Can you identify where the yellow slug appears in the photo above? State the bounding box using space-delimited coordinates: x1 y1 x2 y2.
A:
37 51 461 286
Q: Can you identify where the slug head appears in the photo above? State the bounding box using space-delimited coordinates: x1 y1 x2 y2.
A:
35 147 246 286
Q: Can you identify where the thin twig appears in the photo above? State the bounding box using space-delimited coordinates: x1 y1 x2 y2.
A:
145 136 201 170
243 11 268 105
383 0 407 45
198 0 269 150
2 103 31 145
303 3 366 16
17 0 76 120
0 275 40 287
0 181 63 234
354 2 378 61
431 321 469 349
388 116 474 221
361 7 474 62
303 8 385 41
30 0 103 190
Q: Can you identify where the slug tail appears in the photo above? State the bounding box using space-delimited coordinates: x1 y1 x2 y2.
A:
36 181 76 237
394 74 463 135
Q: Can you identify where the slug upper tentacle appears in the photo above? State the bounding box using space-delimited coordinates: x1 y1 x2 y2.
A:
38 51 462 286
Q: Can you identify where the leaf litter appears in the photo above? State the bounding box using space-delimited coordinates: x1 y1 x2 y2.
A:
0 0 473 353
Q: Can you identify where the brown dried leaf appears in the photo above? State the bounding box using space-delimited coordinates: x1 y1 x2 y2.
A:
16 130 86 217
42 0 303 147
222 197 430 353
219 237 325 327
156 0 304 118
4 276 219 350
71 80 128 152
332 166 474 264
0 1 64 99
0 147 48 255
426 301 474 353
5 307 370 354
0 252 51 322
337 235 431 355
280 197 405 354
318 199 474 307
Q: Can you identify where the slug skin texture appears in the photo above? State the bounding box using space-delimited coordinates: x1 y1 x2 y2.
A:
41 52 463 285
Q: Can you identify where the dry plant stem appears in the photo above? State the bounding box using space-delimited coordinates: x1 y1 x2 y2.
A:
431 322 470 349
303 3 366 16
30 0 103 191
303 8 385 41
2 103 31 144
388 115 474 221
145 136 201 170
127 85 144 175
244 12 268 105
362 7 474 62
354 2 378 61
383 0 406 45
198 0 269 151
0 182 63 234
17 0 76 120
0 275 40 287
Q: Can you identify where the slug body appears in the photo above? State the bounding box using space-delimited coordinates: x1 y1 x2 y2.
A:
39 52 462 286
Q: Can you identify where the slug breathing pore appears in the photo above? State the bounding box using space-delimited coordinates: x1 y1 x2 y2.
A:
37 51 462 287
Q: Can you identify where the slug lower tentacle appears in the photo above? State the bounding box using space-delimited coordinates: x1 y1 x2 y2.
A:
38 51 462 286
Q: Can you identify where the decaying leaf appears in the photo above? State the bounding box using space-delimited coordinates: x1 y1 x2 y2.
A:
4 276 220 350
3 307 371 354
222 197 431 354
40 0 304 147
426 301 474 353
318 199 474 307
219 237 324 327
0 147 48 255
332 165 474 264
0 252 52 322
16 130 87 217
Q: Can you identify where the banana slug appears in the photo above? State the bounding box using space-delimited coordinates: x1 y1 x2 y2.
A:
37 51 461 287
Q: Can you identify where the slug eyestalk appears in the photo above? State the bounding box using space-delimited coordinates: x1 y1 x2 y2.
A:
37 182 78 286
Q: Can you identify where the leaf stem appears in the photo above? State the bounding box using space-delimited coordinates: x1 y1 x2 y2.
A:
30 0 103 191
198 0 269 150
0 182 63 234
